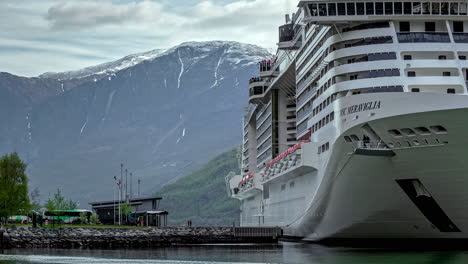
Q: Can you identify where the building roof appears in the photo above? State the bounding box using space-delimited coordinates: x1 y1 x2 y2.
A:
135 211 168 215
89 196 162 206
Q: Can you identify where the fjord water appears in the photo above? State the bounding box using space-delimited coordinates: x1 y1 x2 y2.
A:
2 243 468 264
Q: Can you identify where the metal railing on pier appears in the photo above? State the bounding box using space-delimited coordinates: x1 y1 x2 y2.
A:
233 227 282 238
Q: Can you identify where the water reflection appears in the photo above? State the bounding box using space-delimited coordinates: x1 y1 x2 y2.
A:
1 243 468 264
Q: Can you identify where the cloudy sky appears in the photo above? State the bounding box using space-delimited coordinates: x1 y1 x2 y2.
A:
0 0 297 77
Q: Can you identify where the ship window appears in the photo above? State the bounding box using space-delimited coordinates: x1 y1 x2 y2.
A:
413 2 421 14
432 2 440 14
394 2 403 14
459 55 466 60
447 88 456 94
400 21 410 32
422 2 430 14
401 128 416 136
366 2 375 15
443 72 451 77
451 2 459 15
404 2 412 14
328 3 337 16
441 2 449 15
385 2 393 14
413 140 420 146
403 54 412 60
289 181 295 188
415 127 431 135
439 55 447 60
388 142 394 148
350 135 360 141
319 4 327 16
309 4 318 16
344 136 352 142
408 71 416 77
430 125 447 134
375 2 384 15
435 138 441 144
406 141 411 147
425 22 436 32
411 88 420 92
424 139 429 144
389 129 403 137
325 142 329 151
338 3 346 15
356 2 365 15
281 184 286 191
263 185 269 199
454 22 464 33
347 3 356 15
461 2 468 15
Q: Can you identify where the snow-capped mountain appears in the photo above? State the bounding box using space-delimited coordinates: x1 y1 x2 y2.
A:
0 41 271 206
39 49 166 80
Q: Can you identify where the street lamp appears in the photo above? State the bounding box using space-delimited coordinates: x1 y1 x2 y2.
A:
113 176 122 225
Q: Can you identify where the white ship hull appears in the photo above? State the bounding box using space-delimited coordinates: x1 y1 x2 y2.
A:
230 0 468 242
234 92 468 241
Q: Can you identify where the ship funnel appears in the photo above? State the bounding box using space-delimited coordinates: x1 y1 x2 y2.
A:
285 14 291 23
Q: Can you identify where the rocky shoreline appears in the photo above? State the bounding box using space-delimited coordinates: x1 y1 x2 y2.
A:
1 226 277 249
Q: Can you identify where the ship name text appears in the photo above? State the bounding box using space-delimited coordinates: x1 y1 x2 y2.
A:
339 101 381 116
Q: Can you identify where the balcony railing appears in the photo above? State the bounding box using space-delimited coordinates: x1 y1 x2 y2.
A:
297 88 315 108
453 33 468 43
261 141 309 182
249 77 266 84
297 105 313 121
397 32 450 43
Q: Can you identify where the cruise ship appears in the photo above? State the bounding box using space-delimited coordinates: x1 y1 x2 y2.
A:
226 0 468 241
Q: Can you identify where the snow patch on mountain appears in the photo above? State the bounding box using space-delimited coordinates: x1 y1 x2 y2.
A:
40 49 166 80
39 41 271 82
177 50 184 89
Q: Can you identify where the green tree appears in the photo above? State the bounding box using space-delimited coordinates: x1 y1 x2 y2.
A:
44 189 77 211
79 212 88 224
90 213 100 225
0 153 30 225
121 203 133 216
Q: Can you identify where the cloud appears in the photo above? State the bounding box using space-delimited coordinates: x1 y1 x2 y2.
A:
45 1 167 30
45 0 294 31
1 0 297 76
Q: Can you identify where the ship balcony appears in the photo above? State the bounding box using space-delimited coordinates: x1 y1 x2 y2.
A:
259 60 279 77
225 172 243 198
261 141 318 184
397 32 450 43
232 173 263 200
453 33 468 43
287 127 297 134
249 78 271 104
277 23 302 50
354 141 395 157
300 1 468 25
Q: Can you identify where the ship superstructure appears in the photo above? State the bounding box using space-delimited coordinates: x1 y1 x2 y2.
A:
227 0 468 241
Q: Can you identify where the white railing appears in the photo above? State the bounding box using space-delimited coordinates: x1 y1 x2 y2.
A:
261 141 309 182
356 141 389 150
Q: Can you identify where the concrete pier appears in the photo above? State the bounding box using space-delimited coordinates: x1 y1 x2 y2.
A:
1 226 281 249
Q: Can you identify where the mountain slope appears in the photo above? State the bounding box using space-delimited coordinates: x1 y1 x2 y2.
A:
156 147 240 226
0 41 270 206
